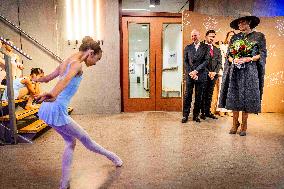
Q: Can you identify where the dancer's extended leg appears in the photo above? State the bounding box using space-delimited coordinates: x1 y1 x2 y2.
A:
52 120 122 189
53 119 123 166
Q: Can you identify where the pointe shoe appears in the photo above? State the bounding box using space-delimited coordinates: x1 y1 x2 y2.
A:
108 152 123 167
229 121 240 134
115 158 123 167
60 181 70 189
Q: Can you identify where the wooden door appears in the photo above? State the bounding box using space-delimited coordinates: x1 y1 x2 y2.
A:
122 16 182 112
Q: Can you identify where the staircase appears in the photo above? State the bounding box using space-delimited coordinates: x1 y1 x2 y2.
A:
0 14 65 144
0 98 73 143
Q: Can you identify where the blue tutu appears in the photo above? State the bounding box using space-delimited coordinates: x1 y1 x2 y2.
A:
38 64 82 127
38 101 71 126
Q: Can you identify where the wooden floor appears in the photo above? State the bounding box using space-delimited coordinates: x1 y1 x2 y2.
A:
0 112 284 189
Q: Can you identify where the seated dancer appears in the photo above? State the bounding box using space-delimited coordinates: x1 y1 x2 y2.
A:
34 36 123 189
2 68 43 109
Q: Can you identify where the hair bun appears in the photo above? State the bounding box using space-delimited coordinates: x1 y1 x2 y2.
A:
79 36 102 53
82 36 94 44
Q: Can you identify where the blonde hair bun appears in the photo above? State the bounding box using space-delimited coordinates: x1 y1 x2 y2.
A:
82 36 94 44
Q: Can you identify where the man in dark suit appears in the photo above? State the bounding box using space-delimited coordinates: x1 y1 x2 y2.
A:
182 29 210 123
201 30 222 120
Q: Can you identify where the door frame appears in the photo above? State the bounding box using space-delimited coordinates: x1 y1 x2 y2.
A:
120 12 182 112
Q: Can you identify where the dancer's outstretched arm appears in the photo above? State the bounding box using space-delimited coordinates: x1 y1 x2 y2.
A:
35 62 81 102
35 65 60 83
50 62 81 97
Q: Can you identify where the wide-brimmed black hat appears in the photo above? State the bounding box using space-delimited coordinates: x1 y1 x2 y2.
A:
230 13 260 30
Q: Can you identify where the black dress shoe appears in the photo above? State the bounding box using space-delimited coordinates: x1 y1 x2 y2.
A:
181 117 188 123
200 114 206 120
206 113 218 119
193 117 201 122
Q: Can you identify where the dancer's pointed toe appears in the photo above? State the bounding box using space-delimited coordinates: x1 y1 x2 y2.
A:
108 152 123 167
115 158 123 167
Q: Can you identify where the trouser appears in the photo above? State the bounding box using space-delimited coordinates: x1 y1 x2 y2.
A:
201 77 216 115
183 78 206 118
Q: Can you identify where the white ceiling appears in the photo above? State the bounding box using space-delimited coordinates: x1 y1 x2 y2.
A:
122 0 189 13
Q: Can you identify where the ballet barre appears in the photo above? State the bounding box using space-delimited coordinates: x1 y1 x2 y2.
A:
0 14 63 62
0 36 32 60
0 37 33 144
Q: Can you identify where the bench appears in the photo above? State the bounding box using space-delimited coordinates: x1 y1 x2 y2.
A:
0 106 74 142
1 99 27 107
18 119 47 134
0 107 39 121
1 99 28 117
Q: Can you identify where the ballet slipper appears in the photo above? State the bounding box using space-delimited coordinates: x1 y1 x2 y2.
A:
107 152 123 167
59 180 70 189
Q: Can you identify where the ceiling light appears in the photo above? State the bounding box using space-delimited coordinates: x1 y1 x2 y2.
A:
122 8 150 11
149 4 155 8
137 39 142 42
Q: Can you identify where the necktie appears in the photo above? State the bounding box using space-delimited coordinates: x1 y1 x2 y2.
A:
210 46 214 57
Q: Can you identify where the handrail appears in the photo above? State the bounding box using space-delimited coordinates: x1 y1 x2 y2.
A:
0 14 63 63
0 37 32 60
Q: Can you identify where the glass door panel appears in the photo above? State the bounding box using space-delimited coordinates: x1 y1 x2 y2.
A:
128 23 150 98
162 24 182 98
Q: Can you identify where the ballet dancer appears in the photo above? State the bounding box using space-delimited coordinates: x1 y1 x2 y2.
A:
34 36 123 189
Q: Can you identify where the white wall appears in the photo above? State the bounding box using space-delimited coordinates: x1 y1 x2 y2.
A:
0 0 121 114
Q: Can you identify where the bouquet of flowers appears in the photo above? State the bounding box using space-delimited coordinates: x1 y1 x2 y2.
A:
229 39 256 68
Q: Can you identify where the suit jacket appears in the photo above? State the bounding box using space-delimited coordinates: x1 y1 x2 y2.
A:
205 45 222 79
184 42 210 82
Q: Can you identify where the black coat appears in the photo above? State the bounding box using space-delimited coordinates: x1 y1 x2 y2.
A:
205 45 222 79
218 31 267 113
184 42 210 82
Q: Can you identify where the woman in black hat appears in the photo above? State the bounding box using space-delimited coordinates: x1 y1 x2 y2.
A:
218 14 267 136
